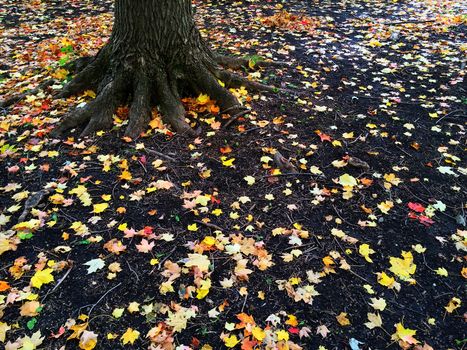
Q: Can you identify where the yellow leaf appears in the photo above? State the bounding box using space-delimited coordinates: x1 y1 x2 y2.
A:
0 322 11 343
127 302 140 313
196 279 211 299
276 329 289 341
359 243 375 263
369 297 386 311
243 176 256 185
445 297 461 313
285 314 298 327
92 203 108 214
338 174 358 187
389 251 416 281
377 200 394 214
187 223 198 232
377 272 395 287
391 323 419 345
121 328 140 345
112 308 124 319
197 94 210 105
435 267 448 277
31 268 54 289
221 157 235 167
119 170 132 181
202 236 216 246
336 312 351 326
184 253 210 272
252 326 266 341
365 313 382 329
224 335 240 348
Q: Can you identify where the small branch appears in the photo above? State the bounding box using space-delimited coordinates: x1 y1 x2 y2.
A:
42 264 73 301
88 282 122 316
262 172 316 179
144 148 178 162
222 109 251 129
194 220 223 231
435 109 465 124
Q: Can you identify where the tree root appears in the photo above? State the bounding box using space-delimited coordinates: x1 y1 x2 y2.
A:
215 69 292 94
0 79 55 109
51 43 292 138
215 54 290 70
52 78 125 137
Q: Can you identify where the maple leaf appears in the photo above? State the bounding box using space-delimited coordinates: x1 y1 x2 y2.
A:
31 268 54 289
336 312 351 326
196 278 212 299
364 312 382 329
359 243 375 263
103 239 127 255
444 297 461 313
224 334 240 348
79 330 98 350
276 329 289 341
92 203 108 214
316 325 329 338
369 297 386 311
166 307 196 332
20 301 41 317
83 258 105 274
338 174 358 187
135 239 155 253
389 251 416 281
408 202 425 213
252 326 266 341
18 331 45 350
121 328 140 345
184 253 210 272
0 322 11 342
391 323 419 345
243 175 256 185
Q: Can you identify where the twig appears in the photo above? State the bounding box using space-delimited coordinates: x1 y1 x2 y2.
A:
263 172 316 178
88 282 122 316
222 109 251 129
435 109 465 124
194 220 223 231
125 259 140 282
144 148 178 162
241 293 248 313
42 265 73 301
348 269 372 284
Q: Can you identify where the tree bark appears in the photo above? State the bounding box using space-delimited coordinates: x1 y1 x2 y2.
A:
54 0 246 139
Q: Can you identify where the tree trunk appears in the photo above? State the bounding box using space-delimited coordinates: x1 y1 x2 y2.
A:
54 0 247 138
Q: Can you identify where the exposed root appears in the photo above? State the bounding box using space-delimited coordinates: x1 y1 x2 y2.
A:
193 65 242 112
55 46 110 99
125 75 152 139
52 43 291 138
215 69 287 93
52 78 124 137
154 72 197 136
215 54 290 70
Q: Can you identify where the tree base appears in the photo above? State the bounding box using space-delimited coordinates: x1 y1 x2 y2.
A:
52 45 282 139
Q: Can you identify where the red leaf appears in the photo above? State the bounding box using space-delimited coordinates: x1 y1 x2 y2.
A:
408 202 425 213
418 215 435 226
288 327 300 334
